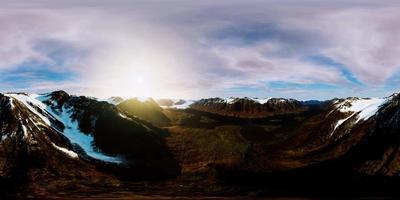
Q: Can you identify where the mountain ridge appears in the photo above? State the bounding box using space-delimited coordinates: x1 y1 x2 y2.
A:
1 90 400 198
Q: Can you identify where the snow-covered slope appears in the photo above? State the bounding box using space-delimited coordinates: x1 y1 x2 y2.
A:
330 97 387 135
4 93 53 126
336 98 386 122
49 102 122 163
4 93 122 163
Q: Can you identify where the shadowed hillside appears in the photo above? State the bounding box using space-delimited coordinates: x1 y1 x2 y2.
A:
118 98 172 127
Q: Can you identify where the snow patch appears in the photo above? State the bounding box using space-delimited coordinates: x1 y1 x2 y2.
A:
4 93 54 126
223 97 271 104
21 125 28 139
331 98 386 135
160 99 195 109
1 134 7 141
172 100 195 109
336 98 386 122
52 143 79 159
119 112 130 119
225 97 236 104
250 97 271 104
105 97 124 105
8 98 14 109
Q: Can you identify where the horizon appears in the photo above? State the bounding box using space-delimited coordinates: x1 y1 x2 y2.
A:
1 89 397 102
1 1 400 99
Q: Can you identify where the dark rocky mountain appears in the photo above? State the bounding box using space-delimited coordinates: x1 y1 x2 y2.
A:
189 97 311 118
1 91 400 198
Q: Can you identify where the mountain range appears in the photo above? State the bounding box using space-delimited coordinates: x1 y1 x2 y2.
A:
1 90 400 198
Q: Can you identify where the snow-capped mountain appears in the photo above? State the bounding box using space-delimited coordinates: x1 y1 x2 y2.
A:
270 94 399 176
189 97 305 118
329 97 387 136
105 96 124 105
4 92 122 162
177 94 400 177
156 98 195 109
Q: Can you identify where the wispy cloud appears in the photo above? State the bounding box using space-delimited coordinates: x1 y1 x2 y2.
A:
0 0 399 99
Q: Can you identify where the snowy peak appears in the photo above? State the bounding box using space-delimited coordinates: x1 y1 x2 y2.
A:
190 97 304 118
106 96 124 105
3 93 63 129
334 97 387 122
329 97 387 136
1 92 124 163
1 93 85 159
0 92 83 171
156 98 194 109
196 97 299 105
223 97 273 104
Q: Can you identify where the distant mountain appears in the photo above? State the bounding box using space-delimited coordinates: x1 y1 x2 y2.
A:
189 97 308 118
118 97 172 127
163 94 400 196
106 96 124 105
156 98 194 109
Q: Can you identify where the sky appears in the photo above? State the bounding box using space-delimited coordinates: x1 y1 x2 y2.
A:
0 0 400 100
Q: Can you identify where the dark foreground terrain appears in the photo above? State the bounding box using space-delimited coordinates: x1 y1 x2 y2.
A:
1 91 400 199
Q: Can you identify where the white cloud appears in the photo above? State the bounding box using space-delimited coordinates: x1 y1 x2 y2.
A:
0 0 400 99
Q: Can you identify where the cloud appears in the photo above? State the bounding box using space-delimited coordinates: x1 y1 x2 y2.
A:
0 0 399 99
284 6 400 85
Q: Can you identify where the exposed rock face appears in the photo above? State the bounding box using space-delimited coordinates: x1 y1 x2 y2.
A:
190 97 307 118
